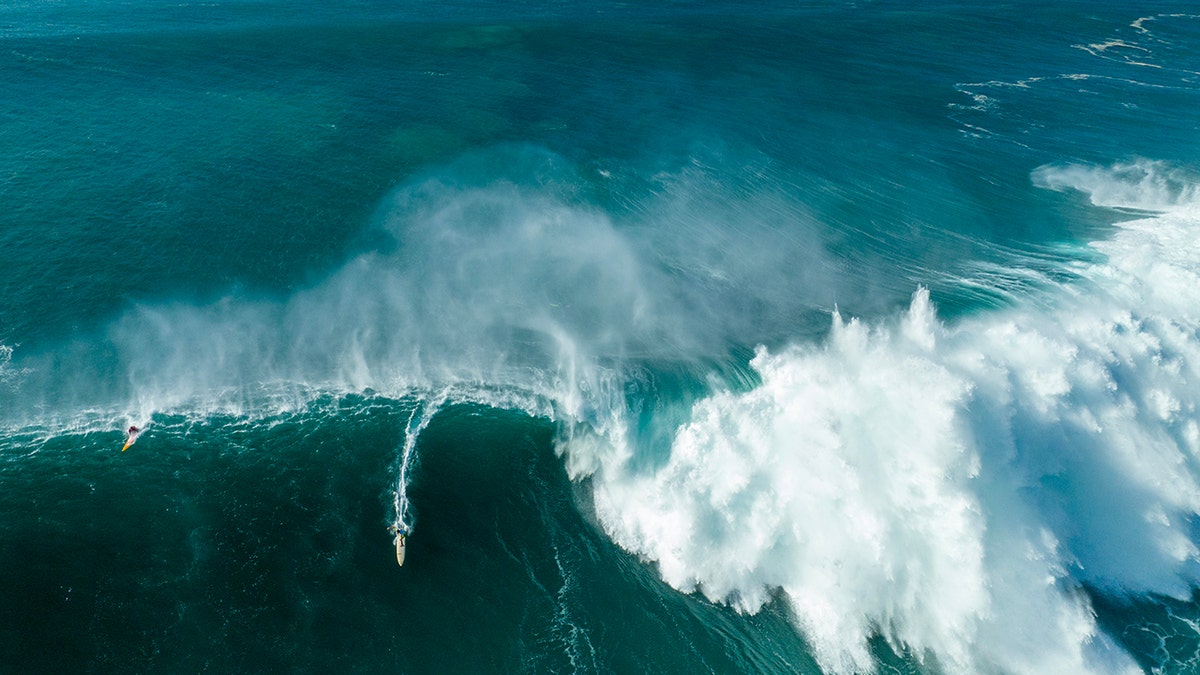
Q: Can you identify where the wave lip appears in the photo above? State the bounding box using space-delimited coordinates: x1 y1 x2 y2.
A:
1033 160 1200 214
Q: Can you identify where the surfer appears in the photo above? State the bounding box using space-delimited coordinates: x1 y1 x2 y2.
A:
389 524 408 567
121 425 141 452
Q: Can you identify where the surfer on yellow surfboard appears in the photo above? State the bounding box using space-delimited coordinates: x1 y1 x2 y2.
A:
122 425 142 452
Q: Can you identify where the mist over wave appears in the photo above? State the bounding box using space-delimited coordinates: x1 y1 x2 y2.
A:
2 145 852 424
1034 160 1200 214
585 161 1200 674
6 4 1200 673
4 144 1200 673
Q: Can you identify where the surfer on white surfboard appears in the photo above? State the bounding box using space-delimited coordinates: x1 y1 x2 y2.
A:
389 524 408 567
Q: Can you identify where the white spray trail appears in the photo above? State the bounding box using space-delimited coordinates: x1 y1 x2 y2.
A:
393 396 446 535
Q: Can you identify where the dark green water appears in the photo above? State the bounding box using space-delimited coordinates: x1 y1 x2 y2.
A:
0 399 824 673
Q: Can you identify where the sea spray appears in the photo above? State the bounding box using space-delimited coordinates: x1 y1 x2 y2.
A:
0 345 20 387
581 162 1200 674
8 156 1197 673
4 4 1200 673
592 289 1132 673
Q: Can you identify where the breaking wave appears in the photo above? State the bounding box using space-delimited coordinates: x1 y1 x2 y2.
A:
5 154 1200 674
583 161 1200 674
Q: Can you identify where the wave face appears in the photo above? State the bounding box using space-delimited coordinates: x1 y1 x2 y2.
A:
3 3 1200 674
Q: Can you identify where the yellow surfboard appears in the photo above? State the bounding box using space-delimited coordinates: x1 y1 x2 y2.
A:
121 427 143 452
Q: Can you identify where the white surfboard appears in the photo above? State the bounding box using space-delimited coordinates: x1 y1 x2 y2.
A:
394 531 407 567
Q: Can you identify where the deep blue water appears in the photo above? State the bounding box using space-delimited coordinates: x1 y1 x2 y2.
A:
4 2 1200 673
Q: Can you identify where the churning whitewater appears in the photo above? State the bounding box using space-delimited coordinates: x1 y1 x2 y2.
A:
4 3 1200 673
8 160 1200 675
583 162 1200 675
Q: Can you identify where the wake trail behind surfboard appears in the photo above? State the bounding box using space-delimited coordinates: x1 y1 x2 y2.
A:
390 399 441 566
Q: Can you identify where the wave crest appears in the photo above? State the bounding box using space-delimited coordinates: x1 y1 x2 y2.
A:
587 161 1200 674
1033 160 1200 213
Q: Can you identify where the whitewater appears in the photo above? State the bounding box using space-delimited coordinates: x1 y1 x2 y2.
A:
6 158 1200 674
589 161 1200 674
4 3 1200 673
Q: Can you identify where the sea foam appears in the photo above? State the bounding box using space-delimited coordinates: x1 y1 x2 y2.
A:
582 161 1200 674
5 153 1199 673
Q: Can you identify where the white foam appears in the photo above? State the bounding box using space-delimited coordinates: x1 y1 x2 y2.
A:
0 344 13 386
582 162 1200 674
7 151 1200 672
393 398 442 534
1033 160 1200 213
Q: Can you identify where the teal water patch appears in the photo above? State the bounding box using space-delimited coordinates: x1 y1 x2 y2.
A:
1092 590 1200 674
0 396 409 671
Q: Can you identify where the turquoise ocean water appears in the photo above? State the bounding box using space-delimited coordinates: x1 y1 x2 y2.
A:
4 2 1200 672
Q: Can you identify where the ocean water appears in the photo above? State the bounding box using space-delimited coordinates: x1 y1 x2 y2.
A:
3 1 1200 672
